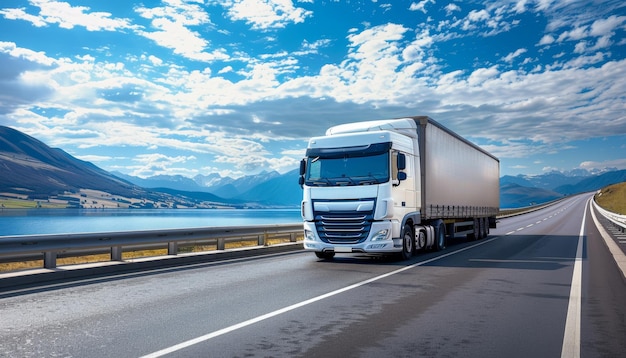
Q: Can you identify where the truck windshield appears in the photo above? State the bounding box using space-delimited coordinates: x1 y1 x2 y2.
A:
305 144 390 186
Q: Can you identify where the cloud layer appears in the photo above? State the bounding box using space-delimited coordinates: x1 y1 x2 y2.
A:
0 0 624 178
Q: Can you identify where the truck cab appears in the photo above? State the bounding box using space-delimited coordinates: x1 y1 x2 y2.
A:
299 121 421 259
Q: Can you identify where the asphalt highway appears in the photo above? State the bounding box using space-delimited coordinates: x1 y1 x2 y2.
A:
1 192 625 357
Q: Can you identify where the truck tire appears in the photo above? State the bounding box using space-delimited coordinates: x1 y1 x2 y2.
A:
435 220 446 251
480 218 487 239
315 251 335 260
417 229 427 250
483 217 490 237
400 224 414 260
468 218 480 241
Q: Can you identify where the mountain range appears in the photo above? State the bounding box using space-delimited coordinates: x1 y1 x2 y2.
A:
0 125 624 208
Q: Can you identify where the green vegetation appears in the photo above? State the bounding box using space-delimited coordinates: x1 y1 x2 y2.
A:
0 198 68 209
595 182 626 215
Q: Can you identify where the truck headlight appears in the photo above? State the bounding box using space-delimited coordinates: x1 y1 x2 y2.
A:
304 230 317 241
371 229 390 241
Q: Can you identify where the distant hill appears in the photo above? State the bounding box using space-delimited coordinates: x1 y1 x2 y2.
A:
500 170 594 191
114 170 299 207
0 126 142 198
116 170 281 197
554 170 626 194
235 169 303 207
2 125 624 209
0 126 237 208
500 169 626 208
112 172 208 193
499 183 563 209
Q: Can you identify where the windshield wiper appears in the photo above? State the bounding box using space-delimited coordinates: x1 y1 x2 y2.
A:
352 175 382 185
308 177 332 186
330 175 353 186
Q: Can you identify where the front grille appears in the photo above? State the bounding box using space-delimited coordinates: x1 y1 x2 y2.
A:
314 204 374 244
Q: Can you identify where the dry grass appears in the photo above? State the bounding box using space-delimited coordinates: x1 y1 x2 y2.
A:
0 234 302 273
595 182 626 215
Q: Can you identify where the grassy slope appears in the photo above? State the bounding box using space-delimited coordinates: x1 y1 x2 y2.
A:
595 182 626 215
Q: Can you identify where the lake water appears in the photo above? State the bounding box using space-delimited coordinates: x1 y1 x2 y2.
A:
0 209 302 237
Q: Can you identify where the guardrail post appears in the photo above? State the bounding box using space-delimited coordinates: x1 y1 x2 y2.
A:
168 242 178 255
111 246 122 261
217 238 225 250
44 251 57 269
258 234 265 246
290 233 296 242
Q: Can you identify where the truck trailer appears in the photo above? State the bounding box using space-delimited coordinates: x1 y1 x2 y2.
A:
298 116 500 260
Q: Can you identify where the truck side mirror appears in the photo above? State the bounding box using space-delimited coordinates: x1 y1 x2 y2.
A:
397 172 407 181
397 153 406 170
299 159 306 175
299 159 306 187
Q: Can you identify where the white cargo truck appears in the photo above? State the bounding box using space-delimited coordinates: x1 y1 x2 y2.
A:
298 116 500 260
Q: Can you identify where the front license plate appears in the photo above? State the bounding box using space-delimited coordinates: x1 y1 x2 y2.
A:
334 246 352 253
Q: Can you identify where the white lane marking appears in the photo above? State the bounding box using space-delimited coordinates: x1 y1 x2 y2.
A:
560 198 587 358
506 231 516 235
140 238 499 358
527 224 534 228
516 227 524 231
590 200 626 280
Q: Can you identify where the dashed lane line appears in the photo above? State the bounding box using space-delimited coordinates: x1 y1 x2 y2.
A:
139 237 499 358
504 206 573 236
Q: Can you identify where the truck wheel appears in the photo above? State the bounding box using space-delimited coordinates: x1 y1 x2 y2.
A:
435 220 446 251
468 218 480 241
315 251 335 260
484 217 490 236
417 229 426 250
480 218 487 239
400 224 414 260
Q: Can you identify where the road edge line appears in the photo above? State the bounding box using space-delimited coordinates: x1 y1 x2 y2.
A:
560 197 586 358
590 199 626 282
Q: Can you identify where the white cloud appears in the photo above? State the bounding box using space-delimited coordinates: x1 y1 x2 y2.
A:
590 15 626 37
538 34 555 45
467 66 500 86
129 153 198 178
467 9 490 23
409 0 434 14
222 0 313 30
444 3 461 16
0 0 134 31
296 39 332 55
0 8 48 27
1 1 625 179
579 159 626 171
218 66 234 74
502 48 528 63
76 154 114 163
147 55 163 66
136 1 230 62
0 41 57 66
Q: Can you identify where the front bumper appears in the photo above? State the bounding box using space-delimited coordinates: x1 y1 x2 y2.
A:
302 220 402 254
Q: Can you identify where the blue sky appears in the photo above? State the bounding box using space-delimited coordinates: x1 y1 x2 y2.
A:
0 0 625 180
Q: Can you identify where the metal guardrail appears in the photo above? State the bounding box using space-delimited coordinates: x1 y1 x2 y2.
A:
0 198 585 272
0 223 304 270
592 199 626 232
497 197 567 218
